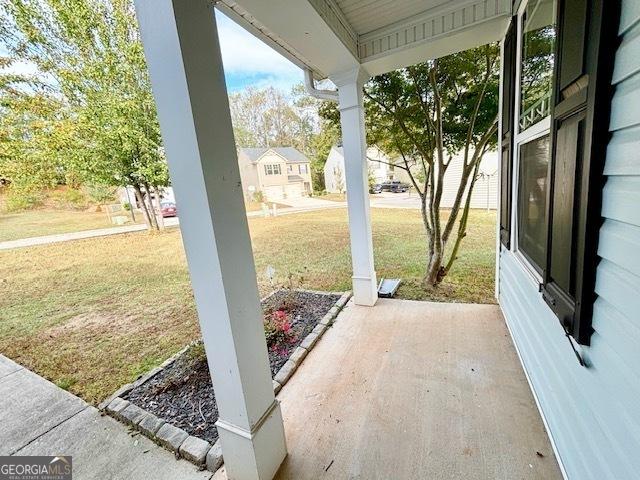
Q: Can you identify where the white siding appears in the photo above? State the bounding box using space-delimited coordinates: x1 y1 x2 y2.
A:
499 3 640 479
440 151 498 210
323 145 391 192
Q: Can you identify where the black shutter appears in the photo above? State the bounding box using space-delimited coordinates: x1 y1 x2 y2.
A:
541 0 620 345
499 19 516 249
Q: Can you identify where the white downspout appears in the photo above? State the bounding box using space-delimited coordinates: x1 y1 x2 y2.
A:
304 69 338 102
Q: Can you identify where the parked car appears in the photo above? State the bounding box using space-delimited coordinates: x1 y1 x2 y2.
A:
370 183 383 194
381 180 409 193
160 201 178 217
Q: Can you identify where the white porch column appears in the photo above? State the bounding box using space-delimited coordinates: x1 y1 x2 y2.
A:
134 1 286 479
332 68 378 306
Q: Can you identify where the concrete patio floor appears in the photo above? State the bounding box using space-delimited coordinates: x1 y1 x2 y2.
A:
265 299 563 479
0 355 213 480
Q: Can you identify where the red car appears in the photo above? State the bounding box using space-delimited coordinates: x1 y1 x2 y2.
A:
160 201 177 218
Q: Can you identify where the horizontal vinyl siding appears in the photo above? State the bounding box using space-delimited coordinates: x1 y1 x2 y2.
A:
498 2 640 478
440 152 498 210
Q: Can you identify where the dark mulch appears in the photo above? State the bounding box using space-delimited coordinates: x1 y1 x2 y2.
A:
124 290 340 444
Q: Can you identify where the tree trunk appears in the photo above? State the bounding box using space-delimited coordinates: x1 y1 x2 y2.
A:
153 186 165 230
425 249 444 287
143 183 159 230
133 183 154 230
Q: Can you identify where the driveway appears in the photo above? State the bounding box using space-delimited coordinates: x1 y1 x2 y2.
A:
370 191 421 209
275 196 344 209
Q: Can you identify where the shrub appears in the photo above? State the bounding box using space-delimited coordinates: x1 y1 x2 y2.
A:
4 188 45 212
50 188 88 209
85 184 117 204
263 310 296 348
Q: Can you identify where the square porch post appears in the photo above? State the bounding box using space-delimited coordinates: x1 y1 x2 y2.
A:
134 1 286 479
332 68 378 306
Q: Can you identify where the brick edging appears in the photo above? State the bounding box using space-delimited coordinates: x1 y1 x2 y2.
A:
272 290 351 393
100 289 351 473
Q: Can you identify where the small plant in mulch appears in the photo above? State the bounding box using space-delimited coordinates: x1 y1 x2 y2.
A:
263 309 297 355
124 289 340 444
262 267 313 368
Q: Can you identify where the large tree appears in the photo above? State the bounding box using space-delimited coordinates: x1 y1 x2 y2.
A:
0 0 167 229
0 62 78 200
322 44 499 288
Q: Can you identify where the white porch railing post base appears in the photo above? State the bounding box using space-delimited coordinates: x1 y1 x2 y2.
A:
332 67 378 307
352 275 378 306
134 1 287 478
216 400 287 480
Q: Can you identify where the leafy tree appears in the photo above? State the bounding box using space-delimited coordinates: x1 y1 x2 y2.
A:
0 59 81 209
228 85 317 152
308 120 339 191
0 0 167 229
322 44 499 288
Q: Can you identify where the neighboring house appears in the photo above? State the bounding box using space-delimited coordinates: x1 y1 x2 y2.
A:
237 147 312 202
441 151 498 210
324 145 393 193
325 145 498 209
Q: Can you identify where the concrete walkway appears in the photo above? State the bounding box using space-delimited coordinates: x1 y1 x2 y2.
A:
0 204 350 251
0 355 212 480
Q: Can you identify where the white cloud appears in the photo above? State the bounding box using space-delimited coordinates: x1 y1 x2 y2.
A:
215 10 303 91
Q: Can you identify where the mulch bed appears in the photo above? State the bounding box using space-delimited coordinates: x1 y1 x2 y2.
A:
124 290 340 444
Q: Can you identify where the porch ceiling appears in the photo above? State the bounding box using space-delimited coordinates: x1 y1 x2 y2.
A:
336 0 453 34
213 299 564 479
217 0 512 78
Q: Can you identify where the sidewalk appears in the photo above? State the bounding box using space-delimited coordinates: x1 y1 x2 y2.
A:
0 355 213 480
0 204 348 251
0 201 428 251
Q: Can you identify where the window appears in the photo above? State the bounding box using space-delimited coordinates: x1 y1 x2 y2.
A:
513 0 556 275
499 0 619 345
299 164 308 174
519 0 556 131
517 135 550 273
287 165 293 173
264 164 281 175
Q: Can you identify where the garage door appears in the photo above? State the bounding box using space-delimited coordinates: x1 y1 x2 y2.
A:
263 185 285 202
284 183 303 198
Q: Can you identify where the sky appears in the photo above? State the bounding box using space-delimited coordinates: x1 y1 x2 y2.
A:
215 11 303 93
0 10 304 95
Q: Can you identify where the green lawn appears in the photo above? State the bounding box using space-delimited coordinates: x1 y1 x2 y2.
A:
0 209 130 242
0 202 290 242
244 200 288 212
316 192 347 202
0 208 495 404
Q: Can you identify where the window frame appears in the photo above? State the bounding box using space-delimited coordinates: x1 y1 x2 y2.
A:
264 164 281 176
511 0 556 284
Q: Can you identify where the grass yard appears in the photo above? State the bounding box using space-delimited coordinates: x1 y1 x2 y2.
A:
244 200 288 212
316 193 347 202
0 208 495 404
0 201 288 242
0 209 123 242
